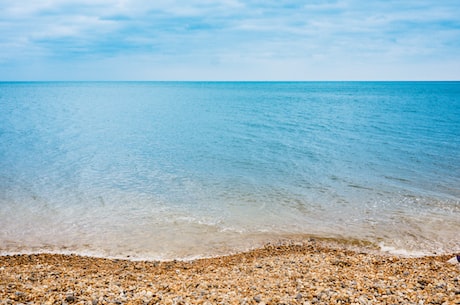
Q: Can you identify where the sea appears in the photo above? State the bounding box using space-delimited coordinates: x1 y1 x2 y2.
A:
0 81 459 260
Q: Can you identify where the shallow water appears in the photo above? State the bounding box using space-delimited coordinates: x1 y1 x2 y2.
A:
0 82 459 259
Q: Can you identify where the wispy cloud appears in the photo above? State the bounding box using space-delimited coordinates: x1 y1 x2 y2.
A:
1 0 459 80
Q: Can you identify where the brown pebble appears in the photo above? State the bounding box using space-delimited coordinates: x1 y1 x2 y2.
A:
65 293 76 302
0 240 458 304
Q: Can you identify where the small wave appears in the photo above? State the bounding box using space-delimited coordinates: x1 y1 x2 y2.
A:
378 243 431 258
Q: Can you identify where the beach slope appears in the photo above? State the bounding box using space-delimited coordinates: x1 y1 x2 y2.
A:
1 241 459 304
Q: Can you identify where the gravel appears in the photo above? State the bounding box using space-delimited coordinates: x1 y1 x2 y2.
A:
1 240 459 304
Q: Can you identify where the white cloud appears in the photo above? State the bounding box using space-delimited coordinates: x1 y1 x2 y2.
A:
0 0 459 79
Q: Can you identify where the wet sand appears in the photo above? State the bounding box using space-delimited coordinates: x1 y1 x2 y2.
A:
1 240 459 304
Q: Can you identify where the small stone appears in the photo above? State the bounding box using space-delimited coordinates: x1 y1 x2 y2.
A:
295 293 303 301
253 295 262 303
358 295 369 305
65 293 76 303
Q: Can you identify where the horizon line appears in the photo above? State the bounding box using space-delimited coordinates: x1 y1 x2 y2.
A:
1 80 459 83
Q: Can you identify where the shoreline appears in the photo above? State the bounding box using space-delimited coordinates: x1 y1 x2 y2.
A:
1 240 458 304
0 235 382 262
0 234 453 262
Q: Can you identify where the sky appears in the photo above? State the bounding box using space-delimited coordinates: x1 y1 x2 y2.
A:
1 0 459 80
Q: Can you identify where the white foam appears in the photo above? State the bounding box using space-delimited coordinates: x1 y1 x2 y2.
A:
447 256 460 264
378 243 430 257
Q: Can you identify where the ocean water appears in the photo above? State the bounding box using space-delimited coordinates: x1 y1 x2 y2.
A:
0 81 459 260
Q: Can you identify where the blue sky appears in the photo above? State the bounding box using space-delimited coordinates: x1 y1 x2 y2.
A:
1 0 459 80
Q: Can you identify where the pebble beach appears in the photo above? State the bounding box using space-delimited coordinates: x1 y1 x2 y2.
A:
1 240 459 305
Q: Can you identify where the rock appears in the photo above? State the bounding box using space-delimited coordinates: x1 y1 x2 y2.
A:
14 291 25 298
253 295 262 303
65 293 76 303
358 295 369 305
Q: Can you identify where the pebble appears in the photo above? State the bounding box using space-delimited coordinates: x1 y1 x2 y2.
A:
65 293 76 302
295 293 303 300
0 240 458 304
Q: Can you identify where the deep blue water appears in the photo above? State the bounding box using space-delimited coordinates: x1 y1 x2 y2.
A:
0 82 459 259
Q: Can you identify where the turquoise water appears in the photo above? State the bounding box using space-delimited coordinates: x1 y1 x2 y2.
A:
0 82 459 259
